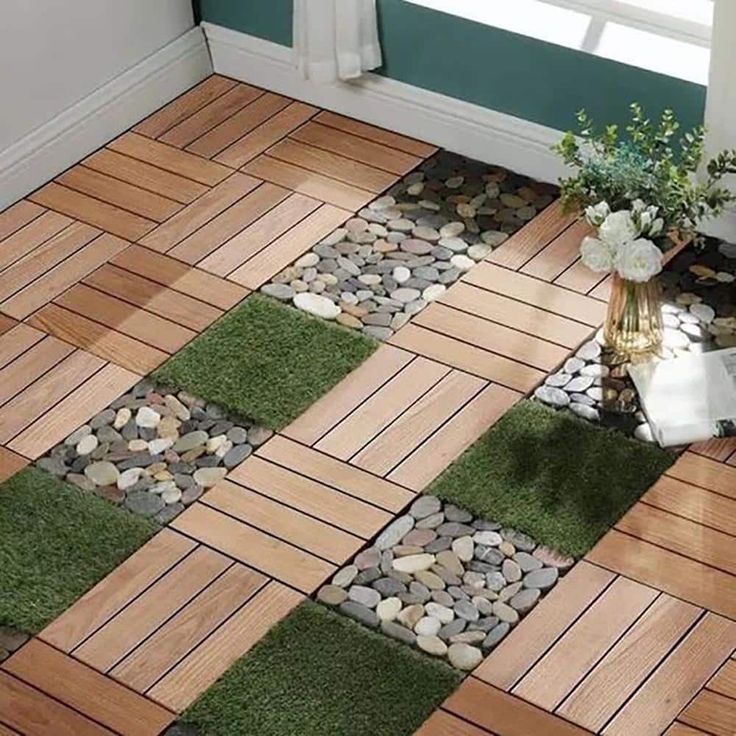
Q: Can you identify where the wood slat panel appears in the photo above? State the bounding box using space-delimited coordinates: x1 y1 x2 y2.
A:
513 577 658 710
257 436 414 512
587 530 736 623
74 546 230 672
3 639 174 736
148 581 303 712
187 91 291 158
604 613 736 736
679 690 736 736
28 303 167 375
558 594 701 732
56 284 196 355
616 503 736 575
243 155 372 211
0 671 115 736
134 75 238 138
521 220 592 282
199 192 320 277
488 201 576 271
0 210 73 271
389 323 545 393
9 362 140 459
111 245 247 311
290 121 421 175
57 166 182 222
228 457 392 539
2 232 129 320
107 132 232 186
389 382 520 490
353 369 484 476
83 149 207 204
315 110 437 158
203 480 364 563
159 83 263 149
414 303 568 371
267 138 397 193
0 199 45 241
216 100 318 168
667 452 736 500
445 678 590 736
30 182 156 240
84 264 221 332
690 436 736 463
171 502 334 592
0 446 27 483
555 256 607 294
414 710 494 736
41 530 194 652
111 564 267 692
476 561 616 690
589 274 612 301
441 282 592 348
168 181 289 265
316 356 449 461
281 346 414 446
138 172 261 253
228 202 352 289
643 476 736 538
709 659 736 698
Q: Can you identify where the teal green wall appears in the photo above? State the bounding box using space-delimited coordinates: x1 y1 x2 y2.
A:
198 0 705 133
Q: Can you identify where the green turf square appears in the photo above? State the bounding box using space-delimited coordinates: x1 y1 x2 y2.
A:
0 467 158 633
153 294 377 431
182 601 461 736
430 400 674 558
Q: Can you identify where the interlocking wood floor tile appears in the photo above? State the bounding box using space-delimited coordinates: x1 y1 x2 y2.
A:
677 690 736 736
521 219 592 283
0 314 17 337
0 446 27 483
709 659 736 698
2 639 174 735
0 199 45 241
665 724 713 736
0 209 73 271
555 255 607 295
603 613 736 736
667 452 736 500
147 581 303 712
41 530 195 652
690 436 736 463
414 710 495 736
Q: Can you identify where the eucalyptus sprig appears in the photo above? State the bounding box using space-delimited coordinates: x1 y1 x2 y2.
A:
554 103 736 248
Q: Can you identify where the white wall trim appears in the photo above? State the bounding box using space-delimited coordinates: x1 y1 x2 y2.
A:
0 27 212 210
203 22 567 185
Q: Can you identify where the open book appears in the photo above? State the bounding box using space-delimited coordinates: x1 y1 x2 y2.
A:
628 347 736 447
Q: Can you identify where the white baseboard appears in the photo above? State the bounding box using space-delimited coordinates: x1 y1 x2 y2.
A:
0 27 212 210
203 23 567 185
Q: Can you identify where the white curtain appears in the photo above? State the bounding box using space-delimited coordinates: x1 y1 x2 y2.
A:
293 0 382 83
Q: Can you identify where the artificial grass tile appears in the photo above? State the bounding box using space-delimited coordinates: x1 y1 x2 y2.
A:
430 399 674 558
0 467 158 633
182 601 461 736
153 294 377 431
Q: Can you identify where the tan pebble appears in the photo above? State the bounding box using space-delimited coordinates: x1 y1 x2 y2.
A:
337 313 363 329
128 439 148 452
499 541 516 557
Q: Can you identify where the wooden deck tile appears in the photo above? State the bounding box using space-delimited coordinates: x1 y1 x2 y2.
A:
41 530 195 652
227 457 393 539
138 172 260 253
148 581 303 712
258 436 414 511
0 670 116 736
216 100 318 168
521 219 592 283
555 256 607 295
0 325 49 375
74 545 230 672
557 594 701 732
2 639 174 735
476 562 615 690
667 452 736 500
110 564 267 692
202 479 364 563
444 678 591 736
709 659 736 698
677 690 736 736
0 315 17 337
691 436 736 462
2 232 129 320
283 344 414 445
414 710 494 736
389 383 520 491
0 199 45 241
0 446 27 483
604 613 736 736
9 362 140 459
0 209 73 271
171 502 334 592
243 155 373 211
665 725 712 736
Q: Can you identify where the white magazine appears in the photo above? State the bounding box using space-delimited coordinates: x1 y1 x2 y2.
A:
628 347 736 447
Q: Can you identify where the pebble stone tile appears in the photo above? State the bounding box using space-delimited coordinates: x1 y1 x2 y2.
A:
36 380 272 524
0 625 30 662
316 496 572 670
261 150 556 341
535 239 736 441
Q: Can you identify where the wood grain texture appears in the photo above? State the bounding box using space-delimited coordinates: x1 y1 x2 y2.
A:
678 690 736 736
709 659 736 698
667 452 736 500
0 210 73 271
0 324 43 374
521 219 592 282
0 199 45 241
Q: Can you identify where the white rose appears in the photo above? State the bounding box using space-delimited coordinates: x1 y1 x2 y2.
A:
598 210 639 247
615 238 663 282
580 236 614 274
584 201 611 227
649 217 664 237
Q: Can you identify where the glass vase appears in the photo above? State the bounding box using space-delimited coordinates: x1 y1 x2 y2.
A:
604 274 663 360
